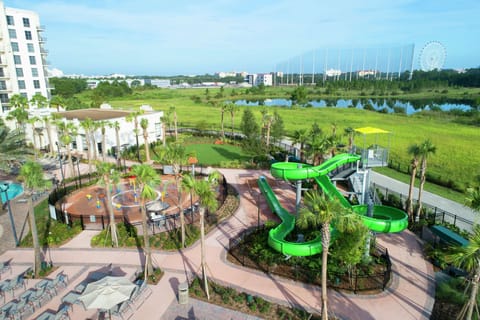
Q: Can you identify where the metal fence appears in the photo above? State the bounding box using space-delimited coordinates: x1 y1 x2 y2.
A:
228 226 392 294
373 183 474 232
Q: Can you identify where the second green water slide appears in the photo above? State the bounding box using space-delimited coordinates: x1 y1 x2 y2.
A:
259 153 408 257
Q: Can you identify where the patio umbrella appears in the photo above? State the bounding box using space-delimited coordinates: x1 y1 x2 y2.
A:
78 276 136 310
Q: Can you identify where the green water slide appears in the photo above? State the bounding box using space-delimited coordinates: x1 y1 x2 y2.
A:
259 153 408 257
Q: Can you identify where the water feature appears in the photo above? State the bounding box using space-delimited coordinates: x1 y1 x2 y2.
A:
229 98 475 115
0 182 24 203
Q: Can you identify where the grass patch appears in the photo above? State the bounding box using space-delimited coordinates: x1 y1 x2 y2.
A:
20 198 83 247
185 143 250 166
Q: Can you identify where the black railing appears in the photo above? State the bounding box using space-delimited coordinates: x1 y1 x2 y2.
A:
373 183 474 232
228 227 392 294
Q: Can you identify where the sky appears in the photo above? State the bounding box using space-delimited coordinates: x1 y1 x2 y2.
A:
4 0 480 76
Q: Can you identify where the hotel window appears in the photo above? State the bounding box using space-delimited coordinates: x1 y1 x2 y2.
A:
27 43 34 52
13 55 21 64
25 31 32 40
6 16 14 26
8 29 17 39
0 94 8 103
31 68 38 77
29 56 36 65
20 93 27 98
11 42 19 52
23 18 30 27
0 81 6 90
0 68 4 77
16 68 23 77
33 80 40 89
18 80 26 89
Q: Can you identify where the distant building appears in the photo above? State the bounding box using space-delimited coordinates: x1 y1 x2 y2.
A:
358 70 376 77
145 79 171 88
247 73 273 86
0 2 51 114
326 69 342 77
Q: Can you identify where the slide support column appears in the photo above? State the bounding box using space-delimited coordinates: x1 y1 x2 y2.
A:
295 163 302 217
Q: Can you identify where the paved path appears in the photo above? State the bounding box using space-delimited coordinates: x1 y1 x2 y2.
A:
0 168 435 320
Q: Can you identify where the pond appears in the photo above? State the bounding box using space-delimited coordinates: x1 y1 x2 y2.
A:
229 98 475 115
0 182 24 203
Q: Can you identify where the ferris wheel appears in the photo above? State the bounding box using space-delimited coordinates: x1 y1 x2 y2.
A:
419 41 447 71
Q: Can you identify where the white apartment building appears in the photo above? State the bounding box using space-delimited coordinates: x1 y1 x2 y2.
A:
0 2 51 114
246 73 273 86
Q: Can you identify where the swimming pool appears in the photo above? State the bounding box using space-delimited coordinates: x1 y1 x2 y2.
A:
0 182 24 203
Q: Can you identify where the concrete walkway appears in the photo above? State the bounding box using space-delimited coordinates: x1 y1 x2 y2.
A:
0 168 435 319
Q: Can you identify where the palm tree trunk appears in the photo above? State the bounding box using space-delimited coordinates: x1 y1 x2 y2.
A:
144 132 150 163
85 131 92 176
466 268 480 320
220 111 225 139
102 132 106 162
406 160 417 221
105 178 118 247
174 111 178 141
46 121 54 155
162 123 166 147
141 204 153 280
27 194 42 278
67 147 75 179
200 207 210 300
321 222 331 320
415 159 427 221
115 128 121 167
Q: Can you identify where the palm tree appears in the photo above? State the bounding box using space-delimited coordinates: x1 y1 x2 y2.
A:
43 113 59 155
171 106 178 141
226 103 239 140
182 171 220 300
96 161 119 247
307 135 334 166
0 118 31 172
30 93 47 109
98 120 109 162
49 95 65 112
6 94 29 131
130 164 161 280
109 121 122 167
140 118 151 163
343 127 356 153
80 118 95 175
447 224 480 320
261 109 274 147
446 186 480 320
18 161 51 278
297 190 346 320
126 110 144 162
405 143 420 221
465 185 480 211
292 129 308 162
157 143 191 248
27 116 42 154
219 103 227 140
56 121 77 179
415 139 436 221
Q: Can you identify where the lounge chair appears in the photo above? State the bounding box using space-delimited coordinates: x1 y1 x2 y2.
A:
0 262 12 278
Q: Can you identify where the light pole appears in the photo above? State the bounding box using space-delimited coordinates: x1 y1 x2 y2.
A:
0 183 19 246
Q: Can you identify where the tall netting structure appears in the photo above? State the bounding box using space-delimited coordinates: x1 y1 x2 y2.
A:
274 44 415 86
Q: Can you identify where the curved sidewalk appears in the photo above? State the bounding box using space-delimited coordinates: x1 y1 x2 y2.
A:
0 169 435 319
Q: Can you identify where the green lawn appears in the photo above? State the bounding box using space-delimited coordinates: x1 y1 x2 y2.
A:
185 143 250 166
374 167 466 203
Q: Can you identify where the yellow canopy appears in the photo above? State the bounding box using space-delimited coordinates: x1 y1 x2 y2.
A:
355 127 390 135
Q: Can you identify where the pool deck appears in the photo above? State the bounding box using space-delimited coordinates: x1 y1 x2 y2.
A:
0 166 436 319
